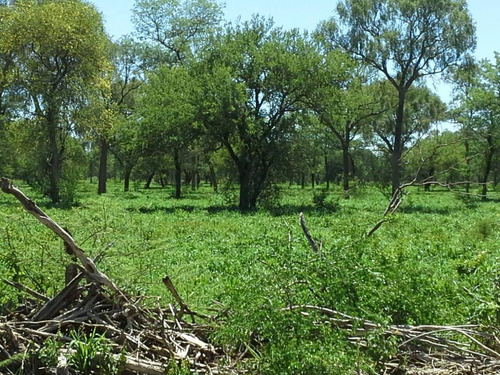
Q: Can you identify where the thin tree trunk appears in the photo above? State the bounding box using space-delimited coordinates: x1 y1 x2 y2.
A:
145 172 154 189
324 154 330 191
123 165 133 192
391 90 406 195
208 162 217 192
47 108 61 204
342 142 350 199
465 138 470 194
98 139 108 195
481 135 494 200
239 162 251 210
174 148 181 199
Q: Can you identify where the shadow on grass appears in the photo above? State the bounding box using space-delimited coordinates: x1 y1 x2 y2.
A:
125 205 198 214
399 205 453 215
123 203 339 217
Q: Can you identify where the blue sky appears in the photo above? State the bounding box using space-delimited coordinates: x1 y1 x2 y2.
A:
91 0 498 104
92 0 498 61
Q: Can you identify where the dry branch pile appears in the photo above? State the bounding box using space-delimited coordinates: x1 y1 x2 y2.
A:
0 178 238 374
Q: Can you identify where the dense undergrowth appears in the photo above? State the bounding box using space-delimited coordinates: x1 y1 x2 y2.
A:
1 181 500 373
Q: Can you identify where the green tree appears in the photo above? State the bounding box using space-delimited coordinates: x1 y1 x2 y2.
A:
197 18 325 209
321 0 476 194
106 38 143 193
137 65 199 198
4 0 111 203
371 83 447 163
132 0 223 65
468 55 500 200
448 56 481 193
0 4 22 177
405 130 466 189
309 48 383 197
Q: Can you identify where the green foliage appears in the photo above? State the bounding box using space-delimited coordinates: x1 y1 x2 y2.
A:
166 360 192 375
2 182 500 374
312 189 340 211
68 328 118 375
39 334 64 367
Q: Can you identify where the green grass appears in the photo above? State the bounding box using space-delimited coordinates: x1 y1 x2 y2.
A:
1 180 500 373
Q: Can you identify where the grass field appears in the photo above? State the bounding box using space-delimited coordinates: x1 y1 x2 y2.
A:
1 180 500 373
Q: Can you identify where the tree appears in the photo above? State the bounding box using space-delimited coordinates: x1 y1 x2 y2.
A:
448 56 481 193
468 55 500 200
371 83 447 168
132 0 223 65
321 0 476 194
197 18 325 209
137 65 199 198
4 0 111 203
308 47 383 197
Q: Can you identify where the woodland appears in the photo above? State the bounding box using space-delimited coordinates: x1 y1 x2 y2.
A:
1 0 500 374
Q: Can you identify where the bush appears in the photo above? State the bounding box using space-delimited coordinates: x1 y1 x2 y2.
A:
312 189 340 211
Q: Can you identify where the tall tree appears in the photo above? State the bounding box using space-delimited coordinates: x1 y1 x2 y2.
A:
370 83 447 178
308 48 383 197
321 0 476 193
137 65 199 198
132 0 223 65
449 56 480 193
197 18 325 209
5 0 111 203
104 38 143 193
468 55 500 200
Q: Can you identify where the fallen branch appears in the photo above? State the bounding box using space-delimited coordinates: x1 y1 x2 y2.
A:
299 212 319 253
283 304 500 374
0 178 123 297
2 279 49 302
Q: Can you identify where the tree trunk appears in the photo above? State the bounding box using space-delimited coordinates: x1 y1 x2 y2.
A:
481 134 494 201
342 141 350 199
123 165 133 192
391 89 406 195
98 139 108 195
208 162 217 192
145 172 154 189
174 148 182 199
47 108 61 204
324 154 330 191
191 170 196 191
238 163 251 210
465 138 470 194
311 173 315 189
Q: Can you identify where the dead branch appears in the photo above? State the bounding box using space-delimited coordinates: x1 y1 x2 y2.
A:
299 212 319 253
2 279 49 302
283 304 500 374
0 178 123 296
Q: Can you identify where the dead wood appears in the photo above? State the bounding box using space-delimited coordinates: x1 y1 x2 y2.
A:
2 279 50 302
299 212 319 253
283 305 500 374
0 179 239 374
0 178 123 296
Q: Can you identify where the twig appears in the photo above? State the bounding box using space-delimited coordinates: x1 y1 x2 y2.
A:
2 279 49 302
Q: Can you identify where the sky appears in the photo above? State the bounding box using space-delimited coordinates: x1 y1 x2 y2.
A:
91 0 499 103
